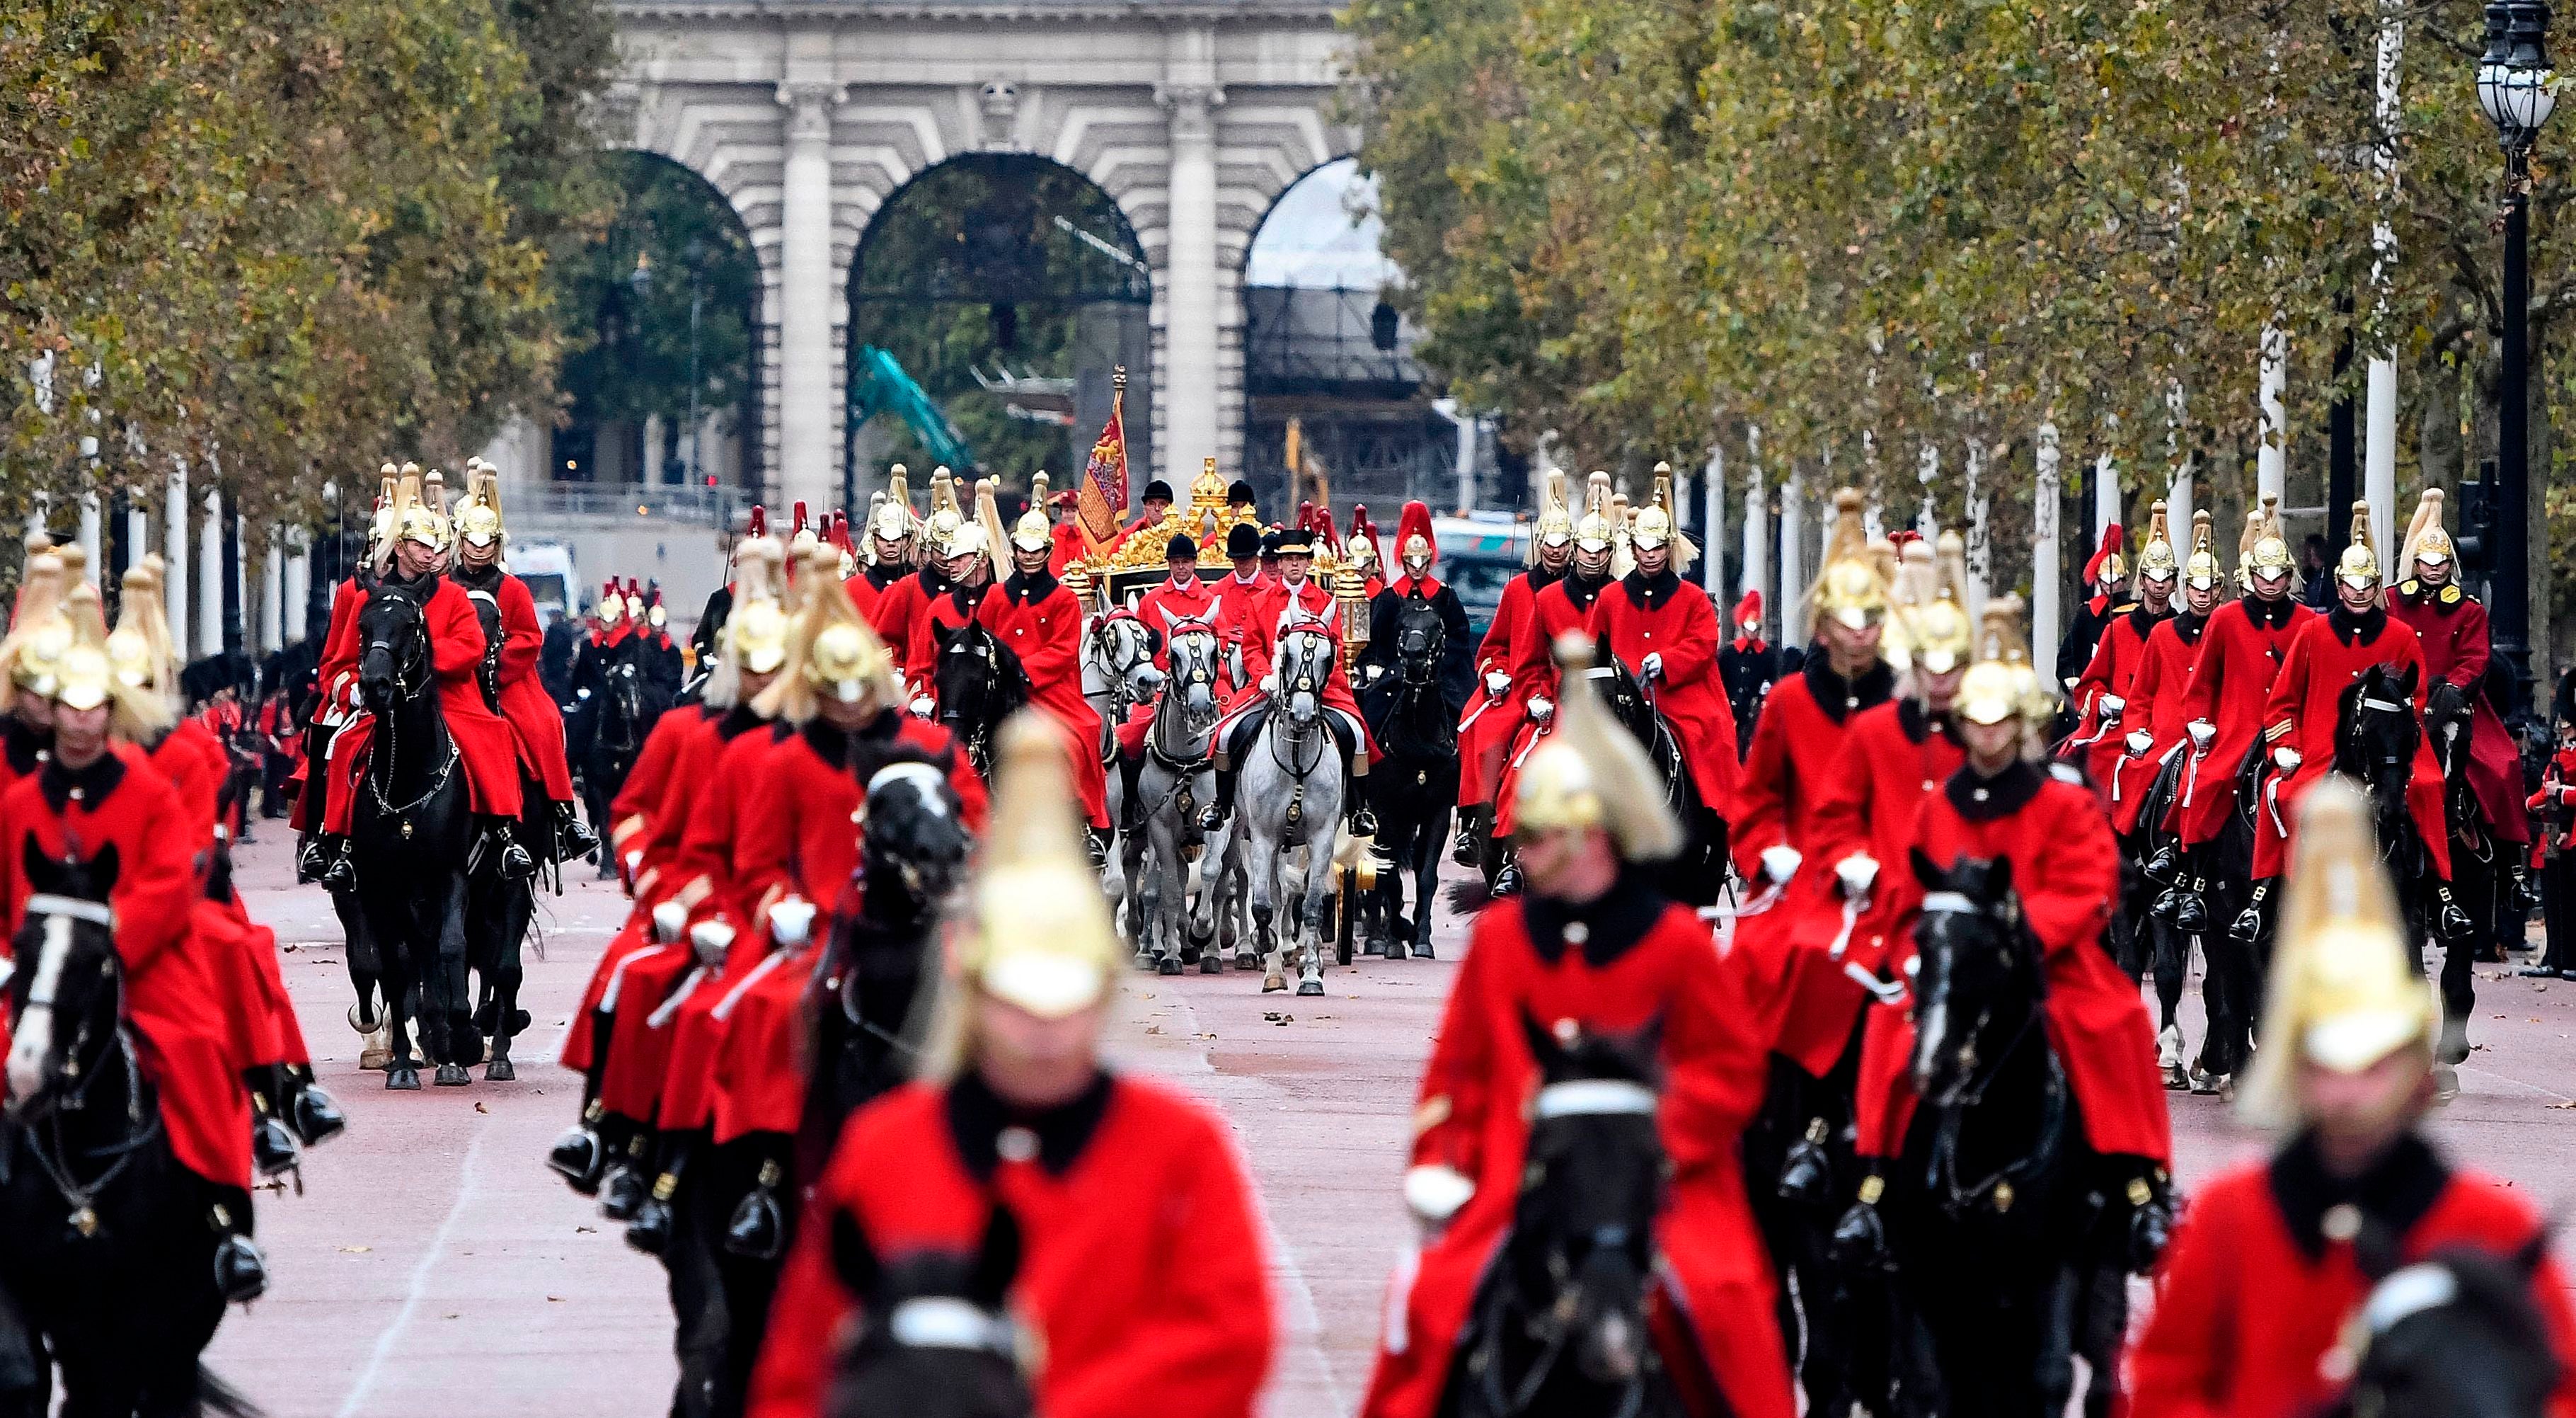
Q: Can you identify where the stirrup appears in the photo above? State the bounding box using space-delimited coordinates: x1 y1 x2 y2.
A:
213 1233 270 1305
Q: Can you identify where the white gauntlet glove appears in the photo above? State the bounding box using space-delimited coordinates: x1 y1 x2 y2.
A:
689 919 735 967
1640 652 1665 682
2272 745 2302 773
1260 673 1278 694
2097 694 2125 724
1485 670 1512 700
1759 845 1803 887
2124 729 2154 757
1527 695 1554 722
767 896 817 948
1403 1164 1477 1227
2186 720 2216 751
650 899 689 944
909 695 935 719
1834 854 1880 900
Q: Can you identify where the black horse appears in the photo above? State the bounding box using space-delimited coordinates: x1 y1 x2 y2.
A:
1359 600 1459 961
2319 1238 2562 1418
2429 684 2514 1041
931 622 1030 785
351 581 480 1090
825 1204 1033 1418
0 845 254 1418
1590 645 1727 908
1442 1015 1686 1418
583 642 674 881
1864 852 2134 1418
460 778 544 1082
2122 748 2197 1087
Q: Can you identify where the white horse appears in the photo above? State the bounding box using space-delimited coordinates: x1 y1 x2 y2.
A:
1082 612 1161 910
1134 627 1224 973
1233 627 1347 995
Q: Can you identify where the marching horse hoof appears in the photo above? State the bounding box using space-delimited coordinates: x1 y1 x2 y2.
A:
2188 1070 2229 1097
2433 1064 2461 1103
386 1066 420 1091
1234 950 1260 971
434 1063 471 1087
1134 947 1156 971
1386 940 1408 962
1263 972 1287 993
1362 938 1386 957
1200 953 1224 974
1296 977 1326 997
1413 939 1434 960
485 1056 517 1082
1156 955 1183 976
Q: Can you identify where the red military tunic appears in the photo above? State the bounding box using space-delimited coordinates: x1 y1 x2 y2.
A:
1362 882 1793 1418
652 714 790 1134
904 578 997 697
563 704 721 1073
320 576 527 828
1585 567 1740 811
2389 579 2529 844
866 571 938 693
978 568 1110 830
468 568 579 803
296 576 371 831
745 1073 1275 1418
1761 695 1961 1085
1134 573 1226 655
0 750 248 1188
1856 761 2171 1163
2255 606 2450 881
2109 610 2210 835
1208 568 1271 692
1217 576 1373 760
1456 568 1561 810
2128 1136 2576 1418
145 721 309 1075
2064 602 2167 802
715 714 987 1144
2171 595 2312 847
1491 571 1615 837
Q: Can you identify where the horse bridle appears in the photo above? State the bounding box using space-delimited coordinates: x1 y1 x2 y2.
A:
1267 631 1333 780
8 899 156 1237
1914 889 2065 1218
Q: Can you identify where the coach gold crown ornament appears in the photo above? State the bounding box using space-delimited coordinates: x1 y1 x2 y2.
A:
2238 779 2438 1128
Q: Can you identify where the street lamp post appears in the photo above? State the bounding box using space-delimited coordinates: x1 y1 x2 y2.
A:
684 238 707 490
629 251 653 485
2478 0 2557 721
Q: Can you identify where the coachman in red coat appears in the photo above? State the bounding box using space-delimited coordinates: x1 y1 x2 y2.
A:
2127 779 2576 1418
1364 636 1794 1418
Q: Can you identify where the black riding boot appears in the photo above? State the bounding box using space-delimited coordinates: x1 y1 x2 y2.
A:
1347 772 1379 838
627 1137 689 1257
245 1068 301 1180
1452 806 1483 867
312 833 354 891
207 1184 269 1305
551 1100 613 1195
1199 766 1237 834
557 801 599 862
2229 879 2272 949
600 1128 653 1220
487 817 536 879
284 1065 347 1147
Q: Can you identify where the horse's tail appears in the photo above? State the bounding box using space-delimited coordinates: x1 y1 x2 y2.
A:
197 1365 263 1418
1445 875 1493 915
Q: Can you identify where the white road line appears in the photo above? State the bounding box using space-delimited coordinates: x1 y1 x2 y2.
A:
333 1113 495 1418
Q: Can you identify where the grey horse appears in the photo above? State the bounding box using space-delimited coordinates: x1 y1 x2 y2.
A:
1083 612 1161 911
1134 626 1224 973
1236 626 1347 995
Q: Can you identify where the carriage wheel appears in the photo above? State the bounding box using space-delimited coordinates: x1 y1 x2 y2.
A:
1335 867 1355 966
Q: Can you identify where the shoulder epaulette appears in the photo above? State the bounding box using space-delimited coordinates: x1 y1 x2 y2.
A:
2441 585 2465 606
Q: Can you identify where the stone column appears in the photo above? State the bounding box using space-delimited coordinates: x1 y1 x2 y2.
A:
776 81 841 515
2033 423 2062 669
284 532 310 645
166 463 190 661
261 527 284 653
1158 79 1223 486
199 486 222 657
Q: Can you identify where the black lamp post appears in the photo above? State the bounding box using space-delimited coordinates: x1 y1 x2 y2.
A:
684 237 707 490
628 251 653 484
2478 0 2556 721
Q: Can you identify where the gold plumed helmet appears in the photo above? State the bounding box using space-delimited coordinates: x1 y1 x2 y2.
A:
755 549 900 724
1 552 71 708
2401 488 2454 573
922 466 963 559
2183 510 2222 592
2134 501 2179 584
1955 595 2049 729
370 464 400 549
456 460 505 550
396 464 452 551
52 582 116 716
868 465 917 551
100 564 176 736
1628 463 1699 573
957 714 1121 1024
1573 471 1618 554
1011 472 1054 554
1529 469 1575 559
1888 531 1974 677
2333 501 2380 589
963 477 1007 567
1512 633 1683 859
722 536 790 676
1810 488 1890 634
2238 778 2438 1129
2240 493 2295 587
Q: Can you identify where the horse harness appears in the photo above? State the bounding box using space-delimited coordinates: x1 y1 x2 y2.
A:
6 896 157 1239
362 588 463 840
1914 889 2067 1220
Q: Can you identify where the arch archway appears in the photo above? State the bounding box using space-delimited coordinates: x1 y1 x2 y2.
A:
553 151 761 494
1238 157 1451 519
846 154 1153 505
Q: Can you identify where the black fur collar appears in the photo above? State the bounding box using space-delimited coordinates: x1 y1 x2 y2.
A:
1619 566 1684 613
1523 869 1667 968
39 750 125 814
1944 759 2040 822
2267 1131 2451 1264
2172 610 2207 645
1803 653 1895 726
2329 604 2389 646
800 709 907 770
1898 698 1958 746
716 704 769 741
2245 593 2299 629
5 716 51 777
945 1069 1115 1182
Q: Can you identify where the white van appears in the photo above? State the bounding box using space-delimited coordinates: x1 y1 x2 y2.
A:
510 542 580 625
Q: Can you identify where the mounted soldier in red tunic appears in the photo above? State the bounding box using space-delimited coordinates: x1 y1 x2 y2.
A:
979 484 1110 836
1488 472 1623 891
844 469 918 634
1455 472 1572 863
2062 501 2177 801
449 462 594 863
2129 779 2576 1418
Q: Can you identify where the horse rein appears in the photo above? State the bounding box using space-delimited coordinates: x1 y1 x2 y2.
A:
8 902 156 1236
1914 891 2062 1218
361 588 461 820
